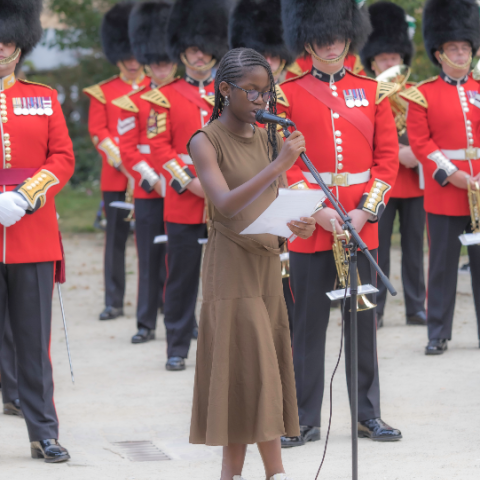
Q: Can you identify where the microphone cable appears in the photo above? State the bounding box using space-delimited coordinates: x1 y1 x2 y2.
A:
314 268 349 480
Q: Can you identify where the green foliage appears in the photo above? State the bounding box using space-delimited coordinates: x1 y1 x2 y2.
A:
55 184 102 233
47 0 119 51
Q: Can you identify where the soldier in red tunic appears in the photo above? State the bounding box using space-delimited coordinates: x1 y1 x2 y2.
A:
401 0 480 355
0 0 74 462
116 1 176 344
278 0 402 447
147 0 229 371
83 2 150 321
360 1 426 328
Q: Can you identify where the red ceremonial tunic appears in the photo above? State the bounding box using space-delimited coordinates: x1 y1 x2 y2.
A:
0 74 75 264
402 72 480 216
117 79 177 200
83 73 150 192
390 82 424 199
276 68 399 253
285 53 366 80
150 77 214 224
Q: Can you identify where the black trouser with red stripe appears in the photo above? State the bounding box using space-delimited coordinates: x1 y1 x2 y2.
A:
377 196 426 318
0 311 19 405
103 191 131 309
426 213 480 340
164 222 206 358
0 261 58 441
289 250 381 428
134 198 167 330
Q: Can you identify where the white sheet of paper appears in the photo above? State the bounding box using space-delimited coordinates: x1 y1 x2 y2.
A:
240 189 325 238
110 201 134 210
459 233 480 246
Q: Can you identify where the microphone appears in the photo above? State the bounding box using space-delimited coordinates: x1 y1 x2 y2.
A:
255 110 295 128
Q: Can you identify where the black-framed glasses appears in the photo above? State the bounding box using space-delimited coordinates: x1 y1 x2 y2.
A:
227 82 273 103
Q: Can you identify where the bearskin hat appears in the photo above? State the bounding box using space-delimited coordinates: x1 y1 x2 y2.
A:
101 1 135 65
129 1 172 65
229 0 294 65
423 0 480 66
0 0 43 57
167 0 232 62
280 0 372 58
360 2 414 72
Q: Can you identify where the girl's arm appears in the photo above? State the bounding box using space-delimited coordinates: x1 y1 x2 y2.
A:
189 130 306 218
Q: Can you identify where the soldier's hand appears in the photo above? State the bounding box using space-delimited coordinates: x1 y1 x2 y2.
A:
448 170 470 190
398 145 419 169
287 216 316 239
348 209 371 234
313 207 343 233
275 130 306 172
0 192 28 227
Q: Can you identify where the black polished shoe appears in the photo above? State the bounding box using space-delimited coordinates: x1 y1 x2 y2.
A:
166 356 186 371
377 314 384 329
425 338 448 355
31 439 70 463
99 306 124 320
358 418 402 442
131 328 155 344
281 425 320 448
4 398 24 418
407 311 427 326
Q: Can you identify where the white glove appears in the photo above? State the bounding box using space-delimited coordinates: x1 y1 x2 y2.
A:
0 192 29 227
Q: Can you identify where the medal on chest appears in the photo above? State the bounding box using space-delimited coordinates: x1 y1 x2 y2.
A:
467 90 478 105
13 96 53 116
343 88 368 108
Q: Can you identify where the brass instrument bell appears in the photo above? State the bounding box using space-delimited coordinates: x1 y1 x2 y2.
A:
376 65 411 137
330 220 376 312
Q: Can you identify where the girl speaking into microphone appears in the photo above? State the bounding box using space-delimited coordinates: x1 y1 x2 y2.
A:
187 48 316 480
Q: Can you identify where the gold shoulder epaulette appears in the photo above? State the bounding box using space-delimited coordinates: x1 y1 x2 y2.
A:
286 61 304 78
202 94 215 107
111 94 139 113
375 81 399 105
18 79 53 90
140 88 171 109
398 87 428 108
415 76 438 88
280 70 309 86
353 54 365 75
275 85 289 107
83 84 106 104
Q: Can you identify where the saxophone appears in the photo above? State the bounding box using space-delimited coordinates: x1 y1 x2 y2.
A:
468 181 480 233
331 219 376 311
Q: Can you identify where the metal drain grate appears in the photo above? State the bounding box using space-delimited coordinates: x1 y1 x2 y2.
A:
111 441 170 462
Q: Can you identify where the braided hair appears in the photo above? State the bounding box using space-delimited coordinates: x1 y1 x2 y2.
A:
210 48 279 161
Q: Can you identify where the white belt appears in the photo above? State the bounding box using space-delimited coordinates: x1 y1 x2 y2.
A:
303 170 370 187
442 148 480 160
137 144 151 154
178 153 193 165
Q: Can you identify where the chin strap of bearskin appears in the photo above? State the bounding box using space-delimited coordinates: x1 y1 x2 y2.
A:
439 52 472 70
305 41 351 65
180 53 216 72
0 48 21 66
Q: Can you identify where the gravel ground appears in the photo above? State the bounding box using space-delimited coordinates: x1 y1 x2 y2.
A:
1 233 479 480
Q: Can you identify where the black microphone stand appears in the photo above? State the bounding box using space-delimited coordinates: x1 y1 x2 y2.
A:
282 126 397 480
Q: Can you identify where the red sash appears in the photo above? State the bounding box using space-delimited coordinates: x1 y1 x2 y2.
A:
296 75 374 150
171 81 212 111
0 168 37 186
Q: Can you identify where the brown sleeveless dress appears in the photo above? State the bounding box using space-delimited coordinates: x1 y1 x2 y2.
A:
187 120 300 446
